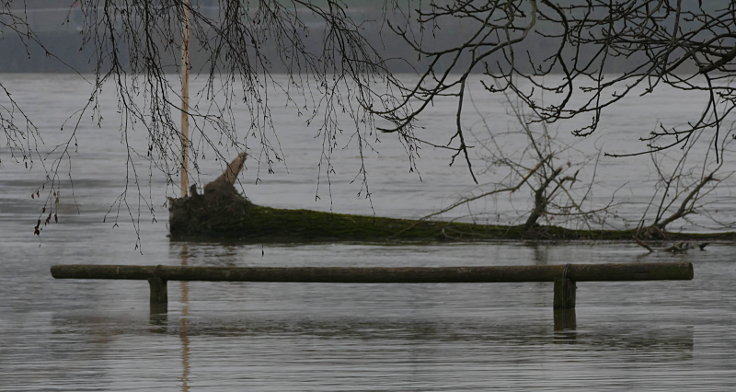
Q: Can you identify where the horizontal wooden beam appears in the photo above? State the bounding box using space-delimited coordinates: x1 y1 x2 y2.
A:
51 262 693 283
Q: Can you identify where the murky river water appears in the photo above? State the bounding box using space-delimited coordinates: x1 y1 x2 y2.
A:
1 74 735 390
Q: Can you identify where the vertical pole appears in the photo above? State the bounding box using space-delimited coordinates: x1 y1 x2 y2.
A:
179 0 191 197
553 264 576 330
179 245 191 392
148 276 168 315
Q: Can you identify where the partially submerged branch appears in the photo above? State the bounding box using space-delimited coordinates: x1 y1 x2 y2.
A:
654 172 717 230
524 166 562 230
418 156 549 223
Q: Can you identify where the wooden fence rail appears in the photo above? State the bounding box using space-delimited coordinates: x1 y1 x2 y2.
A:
51 262 693 330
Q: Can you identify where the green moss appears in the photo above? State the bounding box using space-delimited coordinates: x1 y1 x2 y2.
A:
168 194 736 243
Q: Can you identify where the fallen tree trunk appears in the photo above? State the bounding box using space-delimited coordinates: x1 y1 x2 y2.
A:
168 155 736 243
170 195 531 242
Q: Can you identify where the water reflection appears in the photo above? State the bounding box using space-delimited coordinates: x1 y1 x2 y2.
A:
41 309 695 391
179 245 191 392
531 242 550 265
149 312 169 331
50 311 694 353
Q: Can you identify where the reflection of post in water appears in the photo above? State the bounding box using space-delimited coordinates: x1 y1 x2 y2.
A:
180 245 191 392
531 243 549 266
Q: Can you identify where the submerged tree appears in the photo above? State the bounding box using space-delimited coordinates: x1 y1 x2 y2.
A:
634 125 735 240
1 1 735 239
414 91 617 236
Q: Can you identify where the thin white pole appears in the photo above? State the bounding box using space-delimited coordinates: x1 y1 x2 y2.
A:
180 0 191 197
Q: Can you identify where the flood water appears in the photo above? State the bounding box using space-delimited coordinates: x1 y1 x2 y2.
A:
1 74 735 390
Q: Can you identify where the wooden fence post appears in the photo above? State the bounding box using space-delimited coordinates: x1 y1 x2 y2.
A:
553 264 576 330
148 276 168 314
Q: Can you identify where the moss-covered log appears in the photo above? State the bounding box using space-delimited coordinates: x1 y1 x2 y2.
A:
169 190 736 243
168 155 736 243
168 189 641 242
